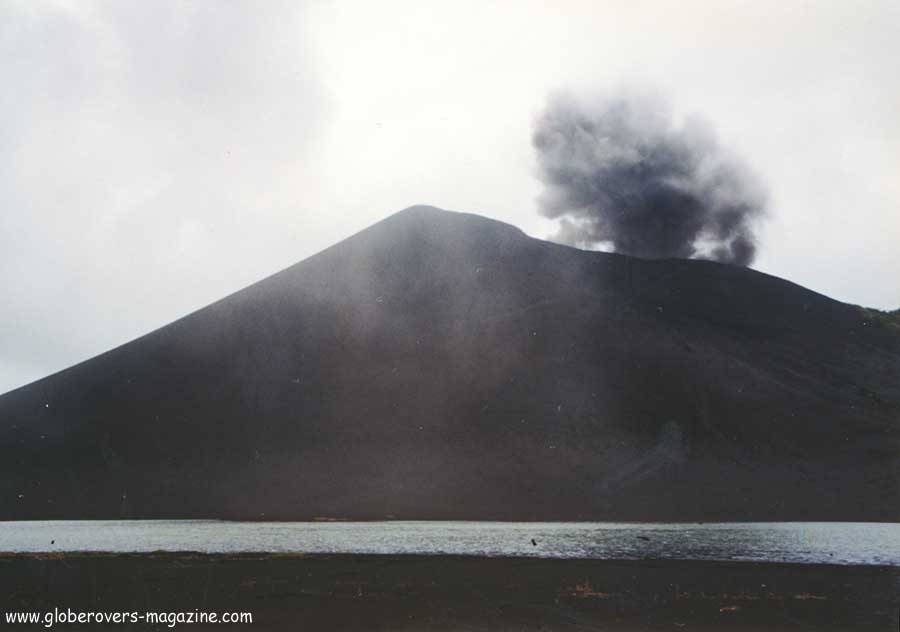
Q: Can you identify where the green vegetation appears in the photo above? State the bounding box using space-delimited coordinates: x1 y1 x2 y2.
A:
860 306 900 335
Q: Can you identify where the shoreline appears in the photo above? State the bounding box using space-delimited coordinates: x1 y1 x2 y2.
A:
2 549 899 568
3 518 897 523
2 553 898 630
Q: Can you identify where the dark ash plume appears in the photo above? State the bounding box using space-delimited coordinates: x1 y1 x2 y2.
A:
533 91 767 266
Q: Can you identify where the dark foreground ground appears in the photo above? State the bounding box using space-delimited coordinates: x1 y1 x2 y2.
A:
1 553 898 631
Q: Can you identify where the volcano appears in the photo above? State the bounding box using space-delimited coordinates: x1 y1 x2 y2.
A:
1 206 898 521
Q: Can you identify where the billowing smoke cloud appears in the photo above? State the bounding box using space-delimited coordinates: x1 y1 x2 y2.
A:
533 91 767 266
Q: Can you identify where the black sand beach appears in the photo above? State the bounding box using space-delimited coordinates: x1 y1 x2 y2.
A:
2 553 898 630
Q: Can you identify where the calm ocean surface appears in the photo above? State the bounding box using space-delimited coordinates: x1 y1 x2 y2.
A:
1 521 898 566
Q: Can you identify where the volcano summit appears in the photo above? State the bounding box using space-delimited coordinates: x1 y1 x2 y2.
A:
1 206 898 521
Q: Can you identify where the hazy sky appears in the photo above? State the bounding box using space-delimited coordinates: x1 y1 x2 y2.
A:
1 0 898 395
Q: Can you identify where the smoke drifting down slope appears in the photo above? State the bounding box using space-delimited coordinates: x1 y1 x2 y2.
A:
533 91 767 266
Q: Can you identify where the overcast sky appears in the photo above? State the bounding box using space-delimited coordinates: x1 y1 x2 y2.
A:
1 0 898 395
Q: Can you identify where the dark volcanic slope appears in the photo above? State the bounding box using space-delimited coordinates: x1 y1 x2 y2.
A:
2 206 898 521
